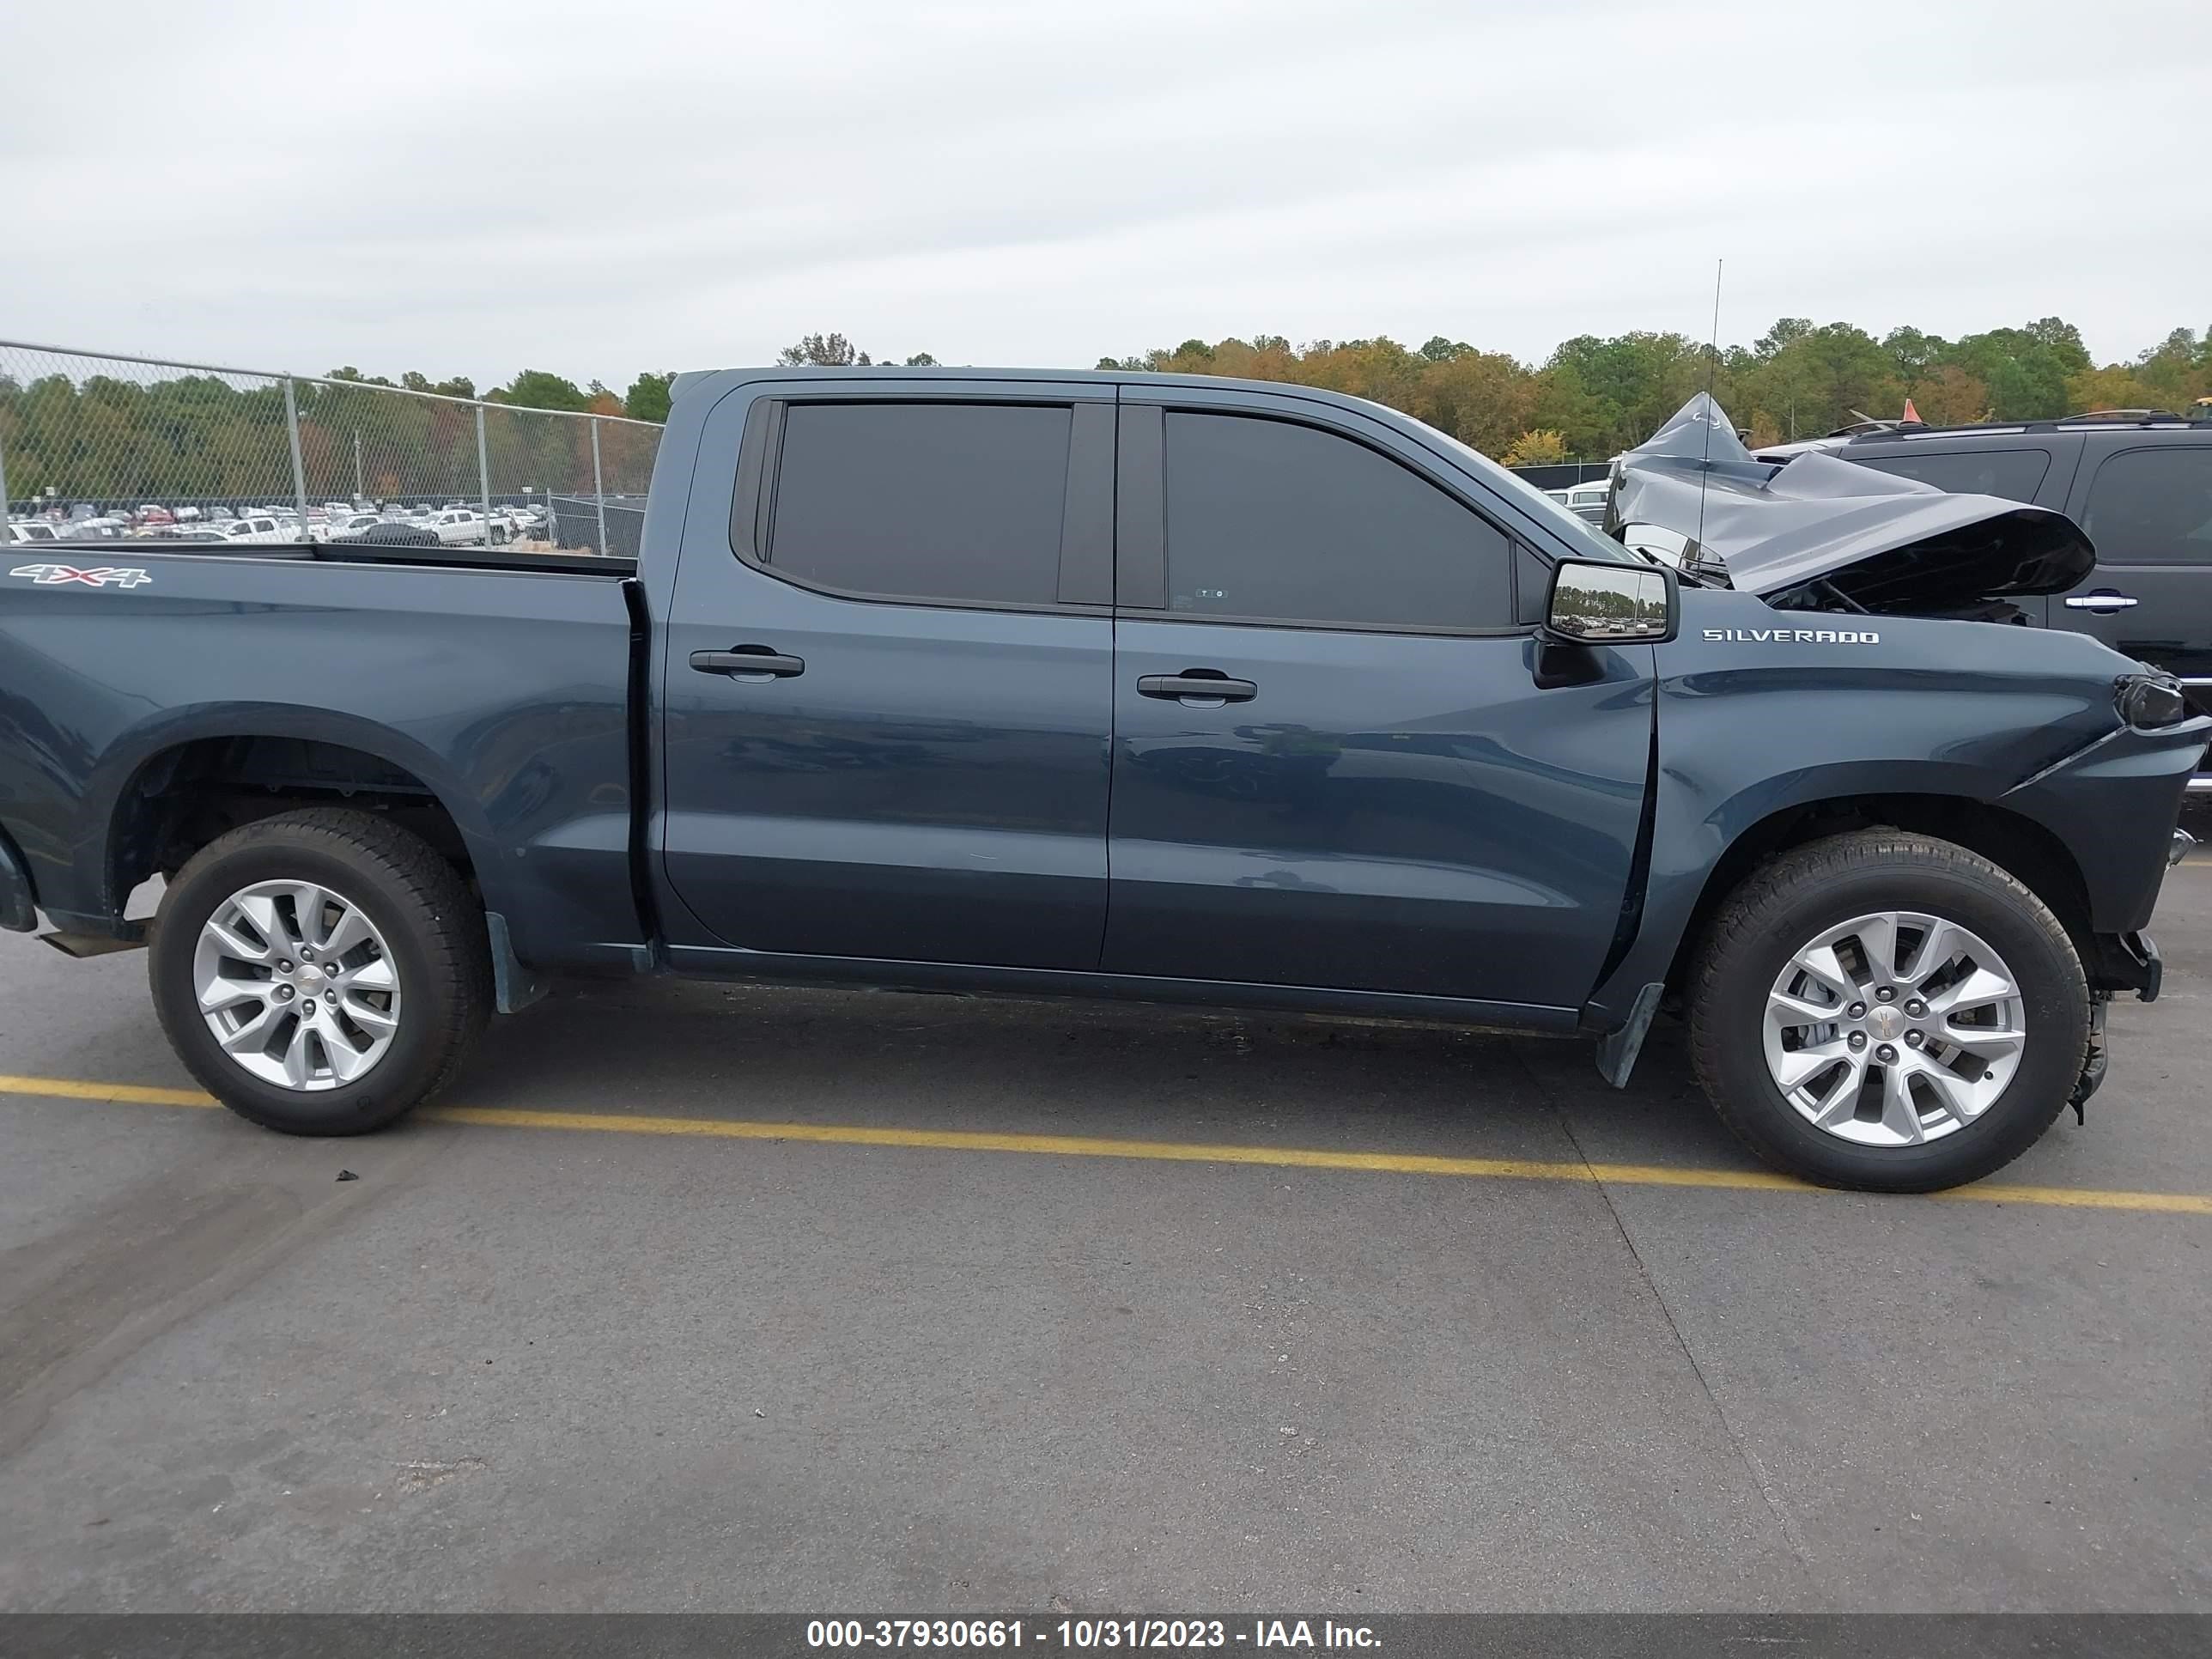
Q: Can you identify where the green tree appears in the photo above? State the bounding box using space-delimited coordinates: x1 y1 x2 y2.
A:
1735 322 1903 436
623 371 676 422
2066 364 2163 412
1411 349 1538 457
777 332 861 367
1547 332 1711 454
1882 326 1948 381
1945 325 2084 419
491 370 591 411
1755 318 1815 357
2129 328 2208 406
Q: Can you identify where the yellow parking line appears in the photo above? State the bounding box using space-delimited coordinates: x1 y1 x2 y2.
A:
3 1072 2209 1215
433 1103 1808 1188
0 1073 219 1108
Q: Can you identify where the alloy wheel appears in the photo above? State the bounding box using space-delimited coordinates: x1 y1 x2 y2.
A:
191 879 402 1091
1763 909 2026 1147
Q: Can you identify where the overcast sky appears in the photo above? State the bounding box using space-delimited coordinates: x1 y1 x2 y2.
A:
5 0 2208 388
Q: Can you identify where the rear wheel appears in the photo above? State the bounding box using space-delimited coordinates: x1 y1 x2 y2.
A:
149 809 489 1134
1687 830 2089 1192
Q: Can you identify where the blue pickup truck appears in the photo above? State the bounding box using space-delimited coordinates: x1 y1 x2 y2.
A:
0 368 2201 1192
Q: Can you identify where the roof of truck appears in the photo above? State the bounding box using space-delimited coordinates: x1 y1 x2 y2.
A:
671 363 1388 413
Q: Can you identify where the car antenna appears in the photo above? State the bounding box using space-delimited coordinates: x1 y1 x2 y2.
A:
1696 258 1723 559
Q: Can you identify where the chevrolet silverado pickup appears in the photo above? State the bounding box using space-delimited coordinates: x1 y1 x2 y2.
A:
0 368 2202 1192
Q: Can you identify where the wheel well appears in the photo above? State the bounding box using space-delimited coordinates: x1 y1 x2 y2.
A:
110 737 472 916
1666 794 2094 999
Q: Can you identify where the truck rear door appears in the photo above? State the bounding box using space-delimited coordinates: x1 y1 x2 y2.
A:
1102 389 1651 1012
660 381 1116 969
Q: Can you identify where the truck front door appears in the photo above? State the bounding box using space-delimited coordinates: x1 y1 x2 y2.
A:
660 383 1116 970
1103 393 1652 1012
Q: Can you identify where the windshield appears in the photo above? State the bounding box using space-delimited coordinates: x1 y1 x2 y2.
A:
1431 432 1637 562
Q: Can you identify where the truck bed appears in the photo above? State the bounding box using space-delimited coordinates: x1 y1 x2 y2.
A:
0 543 647 973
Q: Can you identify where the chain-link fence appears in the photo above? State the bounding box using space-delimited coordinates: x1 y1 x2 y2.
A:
0 339 661 556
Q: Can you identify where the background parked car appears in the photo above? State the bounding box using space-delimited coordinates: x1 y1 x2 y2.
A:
216 515 292 544
1561 478 1610 524
333 520 442 547
429 507 488 545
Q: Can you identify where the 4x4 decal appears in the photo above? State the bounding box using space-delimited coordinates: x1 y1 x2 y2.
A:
8 563 154 588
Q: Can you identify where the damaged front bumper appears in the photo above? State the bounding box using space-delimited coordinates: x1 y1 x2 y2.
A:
2089 930 2163 1003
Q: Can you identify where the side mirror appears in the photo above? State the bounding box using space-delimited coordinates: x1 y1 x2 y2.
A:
1543 557 1677 645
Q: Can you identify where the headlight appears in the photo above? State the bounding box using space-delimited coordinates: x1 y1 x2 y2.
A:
2116 673 2190 730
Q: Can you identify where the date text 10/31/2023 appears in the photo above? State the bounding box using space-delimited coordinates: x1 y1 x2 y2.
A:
805 1619 1382 1650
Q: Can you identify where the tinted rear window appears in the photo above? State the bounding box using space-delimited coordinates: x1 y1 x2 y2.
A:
768 402 1071 605
2081 447 2212 565
1850 447 2052 502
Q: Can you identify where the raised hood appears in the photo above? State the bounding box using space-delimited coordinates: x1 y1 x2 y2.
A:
1609 395 2094 615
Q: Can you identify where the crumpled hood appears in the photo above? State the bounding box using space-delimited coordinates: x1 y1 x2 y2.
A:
1610 395 2094 612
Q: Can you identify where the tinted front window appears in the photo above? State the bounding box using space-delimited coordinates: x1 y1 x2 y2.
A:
1430 431 1636 562
1852 447 2051 502
769 401 1071 605
2081 448 2212 565
1163 412 1512 629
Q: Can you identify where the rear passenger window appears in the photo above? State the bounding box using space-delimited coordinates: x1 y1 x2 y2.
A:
1162 412 1513 629
1851 448 2051 502
767 402 1071 605
2081 449 2212 565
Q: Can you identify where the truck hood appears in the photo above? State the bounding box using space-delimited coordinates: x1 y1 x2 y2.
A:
1610 395 2094 614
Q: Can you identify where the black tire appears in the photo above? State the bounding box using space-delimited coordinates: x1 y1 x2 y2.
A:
1686 830 2089 1193
149 808 490 1135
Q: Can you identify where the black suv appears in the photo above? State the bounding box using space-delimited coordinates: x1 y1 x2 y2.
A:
1758 417 2212 790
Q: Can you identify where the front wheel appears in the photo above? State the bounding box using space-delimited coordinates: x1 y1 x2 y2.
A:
149 808 491 1134
1687 830 2090 1192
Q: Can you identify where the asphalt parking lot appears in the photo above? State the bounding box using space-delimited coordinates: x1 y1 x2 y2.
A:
2 860 2209 1615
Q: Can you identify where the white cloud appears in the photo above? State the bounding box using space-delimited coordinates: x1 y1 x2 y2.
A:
3 0 2205 386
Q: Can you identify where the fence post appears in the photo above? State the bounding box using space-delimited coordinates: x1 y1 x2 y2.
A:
283 378 309 527
475 404 492 541
590 418 609 556
0 420 10 532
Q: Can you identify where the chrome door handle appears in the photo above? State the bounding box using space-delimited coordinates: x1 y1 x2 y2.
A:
2064 591 2138 612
